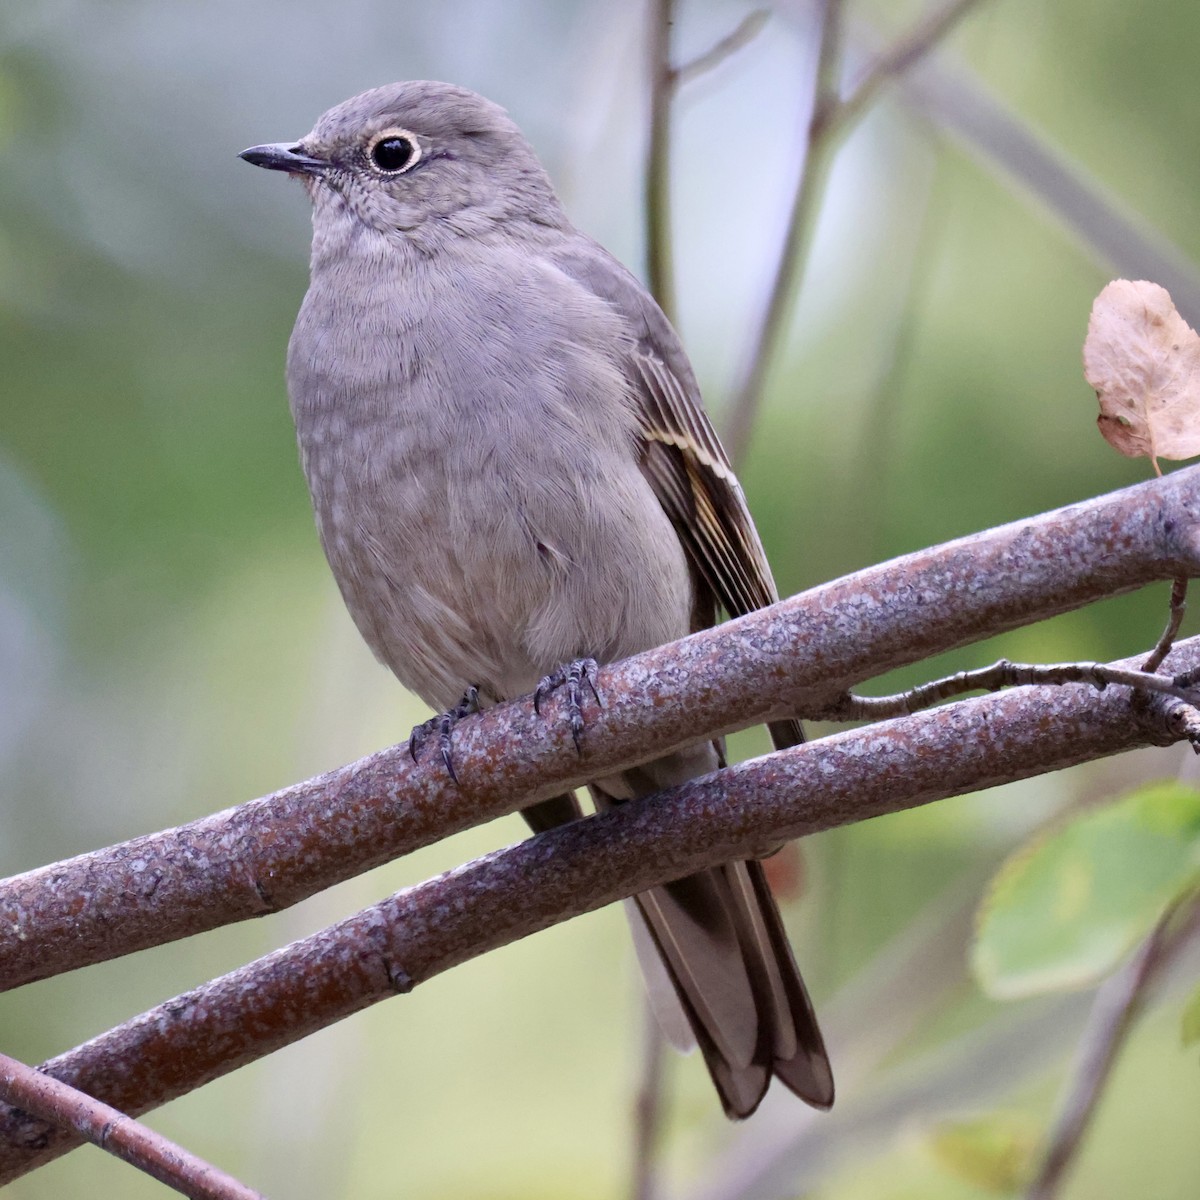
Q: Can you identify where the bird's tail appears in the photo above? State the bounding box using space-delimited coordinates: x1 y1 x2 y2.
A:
588 735 833 1119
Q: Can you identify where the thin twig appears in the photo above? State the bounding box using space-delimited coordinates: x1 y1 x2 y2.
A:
723 0 986 465
685 939 1200 1200
0 1052 264 1200
818 657 1200 729
644 0 676 320
1143 576 1188 672
674 9 770 88
898 52 1200 326
848 126 943 563
839 0 990 127
724 0 844 466
1025 889 1200 1200
646 8 773 317
629 997 666 1200
4 636 1200 1182
637 1 682 1173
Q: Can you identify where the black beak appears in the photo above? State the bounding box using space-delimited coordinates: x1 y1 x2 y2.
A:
239 142 329 175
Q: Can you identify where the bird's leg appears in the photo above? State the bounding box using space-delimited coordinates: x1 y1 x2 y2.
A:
534 658 602 753
408 685 481 783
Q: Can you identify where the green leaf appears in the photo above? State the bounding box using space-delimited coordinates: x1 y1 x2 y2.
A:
973 782 1200 999
927 1114 1040 1193
1183 982 1200 1048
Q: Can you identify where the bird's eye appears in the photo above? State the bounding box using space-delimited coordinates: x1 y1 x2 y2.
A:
368 130 420 174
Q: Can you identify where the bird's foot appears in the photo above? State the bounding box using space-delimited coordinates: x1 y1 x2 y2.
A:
534 658 602 753
408 686 481 783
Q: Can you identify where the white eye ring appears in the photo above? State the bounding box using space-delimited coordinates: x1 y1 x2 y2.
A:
366 128 422 174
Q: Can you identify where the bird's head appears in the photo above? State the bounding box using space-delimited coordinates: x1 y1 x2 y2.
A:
240 81 565 242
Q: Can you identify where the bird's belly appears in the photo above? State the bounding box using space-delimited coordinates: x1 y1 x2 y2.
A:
310 456 538 709
304 427 692 712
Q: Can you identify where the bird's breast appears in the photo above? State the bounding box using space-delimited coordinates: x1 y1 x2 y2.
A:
283 245 691 706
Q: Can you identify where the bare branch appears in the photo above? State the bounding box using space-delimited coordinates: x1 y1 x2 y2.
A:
724 0 843 466
1144 576 1188 672
630 999 667 1200
723 0 986 465
0 1052 263 1200
822 657 1200 725
644 0 677 319
674 10 770 88
1025 889 1200 1200
3 467 1200 993
839 0 991 127
685 954 1200 1200
898 61 1200 326
645 7 774 319
2 634 1200 1182
637 0 686 1163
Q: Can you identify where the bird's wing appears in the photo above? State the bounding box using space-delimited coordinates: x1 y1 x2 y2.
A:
552 237 831 1115
549 238 803 749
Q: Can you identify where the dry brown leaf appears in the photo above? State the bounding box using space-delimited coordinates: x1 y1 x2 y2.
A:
1083 279 1200 472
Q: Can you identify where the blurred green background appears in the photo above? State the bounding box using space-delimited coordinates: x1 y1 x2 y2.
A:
2 1 1199 1197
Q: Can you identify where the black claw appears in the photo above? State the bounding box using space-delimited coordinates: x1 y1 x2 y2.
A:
440 714 459 784
408 687 482 782
534 657 601 755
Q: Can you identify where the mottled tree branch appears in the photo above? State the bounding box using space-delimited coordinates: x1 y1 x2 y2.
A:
0 1052 264 1200
2 630 1198 1181
3 467 1200 995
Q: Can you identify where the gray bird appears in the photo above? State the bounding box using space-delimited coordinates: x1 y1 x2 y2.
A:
241 80 833 1118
